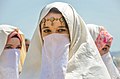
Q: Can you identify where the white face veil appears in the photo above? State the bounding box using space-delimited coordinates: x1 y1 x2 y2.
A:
20 2 111 79
87 24 120 79
0 49 20 79
40 34 70 79
0 25 26 79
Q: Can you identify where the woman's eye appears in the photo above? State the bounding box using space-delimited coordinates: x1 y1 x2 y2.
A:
43 29 51 33
16 46 22 49
57 29 66 33
26 44 29 47
4 46 12 49
102 48 107 51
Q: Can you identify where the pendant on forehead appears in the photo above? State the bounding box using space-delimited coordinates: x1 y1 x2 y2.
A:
41 18 46 27
59 17 64 25
41 17 65 26
49 17 55 26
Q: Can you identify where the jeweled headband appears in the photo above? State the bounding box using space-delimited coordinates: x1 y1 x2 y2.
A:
41 17 65 26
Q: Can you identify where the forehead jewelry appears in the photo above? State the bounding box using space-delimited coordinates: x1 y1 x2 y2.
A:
41 17 65 26
41 18 46 27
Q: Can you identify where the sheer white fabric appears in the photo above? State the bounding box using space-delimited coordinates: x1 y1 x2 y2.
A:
0 49 20 79
0 66 17 79
102 53 120 79
40 34 70 79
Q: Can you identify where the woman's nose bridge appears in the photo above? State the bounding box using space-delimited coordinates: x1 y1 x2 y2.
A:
51 27 57 33
12 46 18 49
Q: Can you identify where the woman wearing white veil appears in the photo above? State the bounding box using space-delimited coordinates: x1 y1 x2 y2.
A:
20 2 111 79
87 24 120 79
0 25 26 79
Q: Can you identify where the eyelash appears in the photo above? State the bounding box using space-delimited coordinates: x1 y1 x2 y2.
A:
43 29 67 33
102 48 107 51
43 29 51 33
57 29 66 32
4 46 21 49
16 46 21 49
5 46 12 49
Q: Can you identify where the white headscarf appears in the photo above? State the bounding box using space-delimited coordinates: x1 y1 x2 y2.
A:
87 24 120 79
0 25 26 78
20 2 111 79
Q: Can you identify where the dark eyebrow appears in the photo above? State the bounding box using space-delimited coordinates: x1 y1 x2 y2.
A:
41 26 67 30
58 26 67 28
106 45 110 48
41 26 49 29
6 44 22 47
5 44 12 47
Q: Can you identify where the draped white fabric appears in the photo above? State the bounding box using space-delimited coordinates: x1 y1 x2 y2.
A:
102 52 120 79
87 24 104 41
0 49 20 79
87 24 120 79
40 34 70 79
20 2 111 79
0 25 26 79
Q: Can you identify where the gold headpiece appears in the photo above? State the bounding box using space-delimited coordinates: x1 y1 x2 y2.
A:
41 17 64 26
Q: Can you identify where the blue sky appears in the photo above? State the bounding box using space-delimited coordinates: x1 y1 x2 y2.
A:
0 0 120 51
